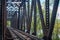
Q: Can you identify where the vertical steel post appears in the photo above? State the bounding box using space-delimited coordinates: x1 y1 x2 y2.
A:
26 0 34 33
17 6 20 29
43 0 50 40
48 0 59 40
45 0 49 30
33 0 37 35
0 0 2 40
26 0 30 33
23 0 26 32
2 0 7 40
20 0 26 31
20 0 24 30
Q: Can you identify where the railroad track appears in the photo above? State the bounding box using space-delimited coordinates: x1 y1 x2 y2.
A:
7 27 43 40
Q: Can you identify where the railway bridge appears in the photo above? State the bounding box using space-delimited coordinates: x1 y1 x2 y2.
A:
1 0 60 40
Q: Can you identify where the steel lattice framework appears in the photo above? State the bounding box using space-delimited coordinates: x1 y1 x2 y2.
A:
3 0 60 40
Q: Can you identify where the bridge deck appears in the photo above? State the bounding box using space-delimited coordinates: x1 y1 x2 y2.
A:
6 27 42 40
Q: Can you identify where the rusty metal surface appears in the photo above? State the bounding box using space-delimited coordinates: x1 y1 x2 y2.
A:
2 0 7 40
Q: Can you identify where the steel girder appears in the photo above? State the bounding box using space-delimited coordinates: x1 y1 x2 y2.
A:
37 0 59 40
26 0 34 33
48 0 59 40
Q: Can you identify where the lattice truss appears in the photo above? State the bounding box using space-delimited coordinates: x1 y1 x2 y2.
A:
6 0 60 40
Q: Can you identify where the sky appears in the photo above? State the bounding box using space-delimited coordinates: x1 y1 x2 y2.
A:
57 7 60 19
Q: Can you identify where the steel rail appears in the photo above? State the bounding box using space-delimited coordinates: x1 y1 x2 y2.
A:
12 27 42 40
8 27 31 40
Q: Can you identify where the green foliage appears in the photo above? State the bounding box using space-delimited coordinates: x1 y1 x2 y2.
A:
7 21 11 27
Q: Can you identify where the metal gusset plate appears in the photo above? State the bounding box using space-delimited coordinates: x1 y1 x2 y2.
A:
20 0 26 7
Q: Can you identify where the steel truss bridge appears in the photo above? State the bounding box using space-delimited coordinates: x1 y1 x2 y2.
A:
2 0 60 40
